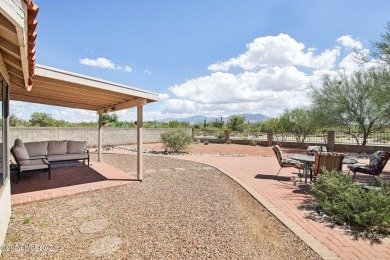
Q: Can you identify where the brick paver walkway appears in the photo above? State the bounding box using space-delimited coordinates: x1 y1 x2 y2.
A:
171 154 390 260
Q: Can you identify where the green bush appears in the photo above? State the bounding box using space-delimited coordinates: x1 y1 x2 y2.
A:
217 131 225 139
160 129 193 152
311 170 390 234
250 140 257 146
204 141 209 145
226 139 232 144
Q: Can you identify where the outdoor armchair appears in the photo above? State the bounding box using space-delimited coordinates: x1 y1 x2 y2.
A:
272 145 304 176
312 152 344 181
348 151 390 181
11 139 51 184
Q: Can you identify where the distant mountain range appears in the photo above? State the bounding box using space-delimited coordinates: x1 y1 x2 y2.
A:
159 113 269 124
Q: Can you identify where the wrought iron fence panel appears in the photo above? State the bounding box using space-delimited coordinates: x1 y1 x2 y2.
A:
229 131 267 140
335 132 390 145
273 132 327 143
193 129 224 139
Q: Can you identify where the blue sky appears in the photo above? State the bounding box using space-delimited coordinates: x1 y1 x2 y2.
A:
12 0 390 122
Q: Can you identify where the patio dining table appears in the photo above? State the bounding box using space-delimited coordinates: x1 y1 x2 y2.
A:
290 154 358 184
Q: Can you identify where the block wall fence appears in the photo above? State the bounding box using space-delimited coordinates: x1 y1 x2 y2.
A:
2 127 192 147
3 128 388 154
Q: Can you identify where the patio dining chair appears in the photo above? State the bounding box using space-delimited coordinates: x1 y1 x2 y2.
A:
312 152 344 181
272 145 304 176
348 151 390 181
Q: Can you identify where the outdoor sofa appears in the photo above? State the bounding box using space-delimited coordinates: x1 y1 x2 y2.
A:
11 139 89 183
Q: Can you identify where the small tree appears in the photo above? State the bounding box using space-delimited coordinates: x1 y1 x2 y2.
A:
9 114 25 127
160 129 193 152
168 120 180 128
226 115 247 132
370 21 390 65
102 114 111 126
282 108 319 143
29 112 57 127
211 118 224 128
311 69 390 145
110 113 119 124
102 113 120 127
261 117 288 142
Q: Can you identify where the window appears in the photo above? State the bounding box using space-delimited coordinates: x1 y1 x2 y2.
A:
0 75 9 187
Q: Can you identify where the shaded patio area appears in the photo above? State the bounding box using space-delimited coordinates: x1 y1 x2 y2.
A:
10 158 137 206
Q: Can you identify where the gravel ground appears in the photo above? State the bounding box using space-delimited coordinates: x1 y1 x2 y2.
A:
2 153 320 259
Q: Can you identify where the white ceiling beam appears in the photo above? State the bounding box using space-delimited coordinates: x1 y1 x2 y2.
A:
97 98 147 114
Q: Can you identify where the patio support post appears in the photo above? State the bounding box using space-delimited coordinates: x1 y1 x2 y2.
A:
137 105 143 181
98 112 103 162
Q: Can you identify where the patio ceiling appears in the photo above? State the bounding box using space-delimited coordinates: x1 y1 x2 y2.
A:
10 64 159 113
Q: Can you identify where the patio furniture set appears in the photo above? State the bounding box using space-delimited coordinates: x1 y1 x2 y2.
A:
272 145 390 183
11 139 90 183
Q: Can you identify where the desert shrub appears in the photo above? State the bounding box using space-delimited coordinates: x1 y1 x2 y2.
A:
250 140 257 146
160 129 193 152
204 141 209 145
217 131 225 139
311 170 390 234
226 139 232 144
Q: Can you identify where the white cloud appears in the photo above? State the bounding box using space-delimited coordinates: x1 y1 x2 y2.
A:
80 57 132 73
170 67 309 104
123 66 133 73
208 33 340 72
337 35 363 49
80 57 116 69
161 64 314 118
338 48 380 75
159 93 169 100
53 109 97 122
155 34 375 119
159 90 311 118
144 69 151 75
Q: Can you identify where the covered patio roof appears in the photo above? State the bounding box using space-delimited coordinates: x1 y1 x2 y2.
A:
11 64 159 112
0 0 156 182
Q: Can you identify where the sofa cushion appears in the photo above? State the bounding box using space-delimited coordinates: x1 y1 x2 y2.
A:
13 139 30 165
47 153 88 162
30 155 47 160
20 159 49 171
48 140 68 155
68 141 87 154
25 141 48 157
